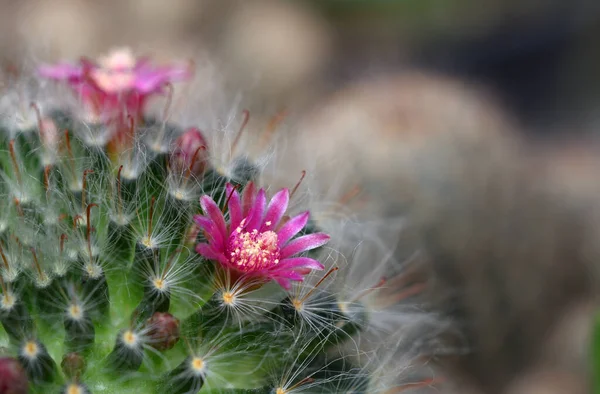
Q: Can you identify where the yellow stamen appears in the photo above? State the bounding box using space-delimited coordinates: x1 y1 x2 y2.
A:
69 304 82 320
222 292 234 305
153 278 165 290
24 341 38 358
123 330 137 346
67 384 83 394
292 298 303 312
191 357 204 372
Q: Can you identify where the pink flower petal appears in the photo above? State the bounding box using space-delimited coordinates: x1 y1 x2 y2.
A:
294 268 311 275
274 277 293 290
276 211 309 247
241 182 256 217
260 188 289 232
160 64 193 81
280 233 330 259
195 243 227 264
271 270 305 281
133 73 170 93
193 215 224 250
226 183 242 230
244 189 266 231
133 65 191 93
200 195 228 243
273 257 325 272
193 215 212 230
132 78 164 94
38 63 82 80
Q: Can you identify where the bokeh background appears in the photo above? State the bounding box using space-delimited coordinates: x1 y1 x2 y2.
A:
2 0 600 133
2 1 599 393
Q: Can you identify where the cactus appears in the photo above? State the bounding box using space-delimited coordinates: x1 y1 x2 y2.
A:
0 48 436 393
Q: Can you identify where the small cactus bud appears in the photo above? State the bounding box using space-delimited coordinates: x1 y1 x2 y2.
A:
145 312 180 351
61 352 86 379
0 357 28 394
170 127 208 178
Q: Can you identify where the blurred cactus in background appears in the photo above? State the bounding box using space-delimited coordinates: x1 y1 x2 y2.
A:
0 48 438 393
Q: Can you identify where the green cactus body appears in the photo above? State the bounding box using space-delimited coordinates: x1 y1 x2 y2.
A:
0 49 408 394
0 110 369 394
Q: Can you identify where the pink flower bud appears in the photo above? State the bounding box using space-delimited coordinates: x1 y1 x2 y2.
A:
145 312 180 351
0 357 28 394
170 128 209 178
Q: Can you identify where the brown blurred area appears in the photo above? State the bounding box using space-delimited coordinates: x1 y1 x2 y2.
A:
0 0 334 111
1 1 599 393
2 0 600 129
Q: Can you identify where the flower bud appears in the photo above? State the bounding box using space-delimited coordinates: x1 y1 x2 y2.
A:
0 357 29 394
61 352 86 379
145 312 180 351
170 128 208 178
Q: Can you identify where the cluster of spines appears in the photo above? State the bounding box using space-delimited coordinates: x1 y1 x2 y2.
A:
0 100 394 393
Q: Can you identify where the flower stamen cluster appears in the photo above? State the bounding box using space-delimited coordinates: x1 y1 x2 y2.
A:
228 221 280 270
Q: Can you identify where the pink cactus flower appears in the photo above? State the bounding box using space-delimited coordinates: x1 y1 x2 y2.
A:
194 183 330 290
38 48 192 151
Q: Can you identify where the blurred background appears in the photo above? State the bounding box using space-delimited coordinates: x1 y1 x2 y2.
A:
2 1 599 393
1 0 599 134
